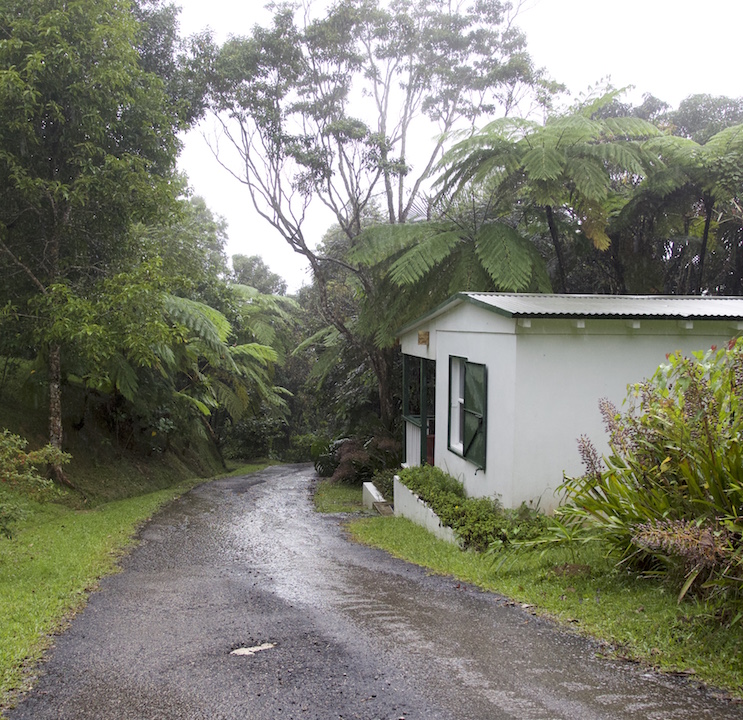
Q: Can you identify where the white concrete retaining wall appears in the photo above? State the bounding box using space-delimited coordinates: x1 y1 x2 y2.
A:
393 475 457 545
362 481 385 510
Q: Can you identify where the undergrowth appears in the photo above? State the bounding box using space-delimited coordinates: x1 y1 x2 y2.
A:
397 465 548 552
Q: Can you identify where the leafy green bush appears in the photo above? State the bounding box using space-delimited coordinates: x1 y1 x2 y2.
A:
397 466 548 552
0 429 69 537
370 468 396 501
554 339 743 603
282 433 320 463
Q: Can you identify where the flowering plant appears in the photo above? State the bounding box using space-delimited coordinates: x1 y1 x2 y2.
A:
556 337 743 604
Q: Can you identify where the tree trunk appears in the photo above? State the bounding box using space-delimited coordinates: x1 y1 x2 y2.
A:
545 205 569 293
48 343 72 486
370 346 397 432
694 195 715 295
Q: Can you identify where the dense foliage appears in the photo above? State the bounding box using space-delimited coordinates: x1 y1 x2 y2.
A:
397 465 547 552
0 430 68 537
0 1 298 481
314 434 401 485
551 339 743 605
2 0 743 504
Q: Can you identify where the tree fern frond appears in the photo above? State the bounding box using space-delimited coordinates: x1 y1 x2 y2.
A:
348 222 445 265
387 229 461 285
437 131 525 193
479 116 538 140
602 116 661 140
164 295 233 347
445 245 494 295
230 342 278 366
639 165 689 197
644 135 699 163
579 210 612 251
244 319 277 348
150 342 176 375
230 283 261 301
293 325 341 355
521 145 564 182
698 123 743 153
581 142 648 176
213 380 247 420
475 223 533 291
565 156 609 202
543 114 599 146
109 353 139 401
525 244 553 292
174 391 213 417
308 342 344 385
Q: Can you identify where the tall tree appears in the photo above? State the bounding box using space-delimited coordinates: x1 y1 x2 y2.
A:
232 255 288 296
670 94 743 145
0 0 181 478
200 0 548 427
610 124 743 295
435 93 661 292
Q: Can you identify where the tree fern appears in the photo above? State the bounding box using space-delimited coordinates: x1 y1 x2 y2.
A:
474 222 534 291
584 142 647 177
108 352 139 401
565 156 610 202
602 116 661 140
164 294 232 350
348 223 432 265
387 228 462 285
520 145 564 182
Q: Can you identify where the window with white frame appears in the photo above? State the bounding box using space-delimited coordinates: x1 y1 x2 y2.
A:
448 357 487 469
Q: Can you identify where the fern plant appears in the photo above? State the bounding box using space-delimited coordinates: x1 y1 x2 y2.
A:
435 91 662 291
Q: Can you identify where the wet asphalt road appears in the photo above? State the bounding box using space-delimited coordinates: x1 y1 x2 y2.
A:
8 464 743 720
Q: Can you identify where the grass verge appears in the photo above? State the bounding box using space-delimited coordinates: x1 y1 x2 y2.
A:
0 461 272 716
347 515 743 698
313 480 365 514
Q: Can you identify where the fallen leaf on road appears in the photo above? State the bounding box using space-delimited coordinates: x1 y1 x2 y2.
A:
230 643 276 656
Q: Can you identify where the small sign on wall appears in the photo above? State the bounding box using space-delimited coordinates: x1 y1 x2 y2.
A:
418 331 429 346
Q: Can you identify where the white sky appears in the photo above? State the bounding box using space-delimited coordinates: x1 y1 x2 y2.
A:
175 0 743 292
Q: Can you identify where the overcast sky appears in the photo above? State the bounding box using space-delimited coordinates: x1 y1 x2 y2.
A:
175 0 743 292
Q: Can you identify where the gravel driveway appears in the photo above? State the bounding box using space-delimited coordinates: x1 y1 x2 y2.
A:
7 464 743 719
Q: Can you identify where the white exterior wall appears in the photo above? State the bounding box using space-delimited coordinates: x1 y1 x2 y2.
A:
511 320 734 511
421 304 519 505
401 308 742 513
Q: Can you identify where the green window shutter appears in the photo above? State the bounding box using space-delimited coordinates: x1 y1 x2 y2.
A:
463 361 487 469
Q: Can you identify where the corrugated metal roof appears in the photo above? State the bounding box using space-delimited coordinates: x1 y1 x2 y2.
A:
397 293 743 335
462 293 743 320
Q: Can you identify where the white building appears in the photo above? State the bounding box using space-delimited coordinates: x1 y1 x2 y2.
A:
398 293 743 512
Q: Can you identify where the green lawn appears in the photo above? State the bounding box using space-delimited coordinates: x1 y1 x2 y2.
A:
312 480 367 514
